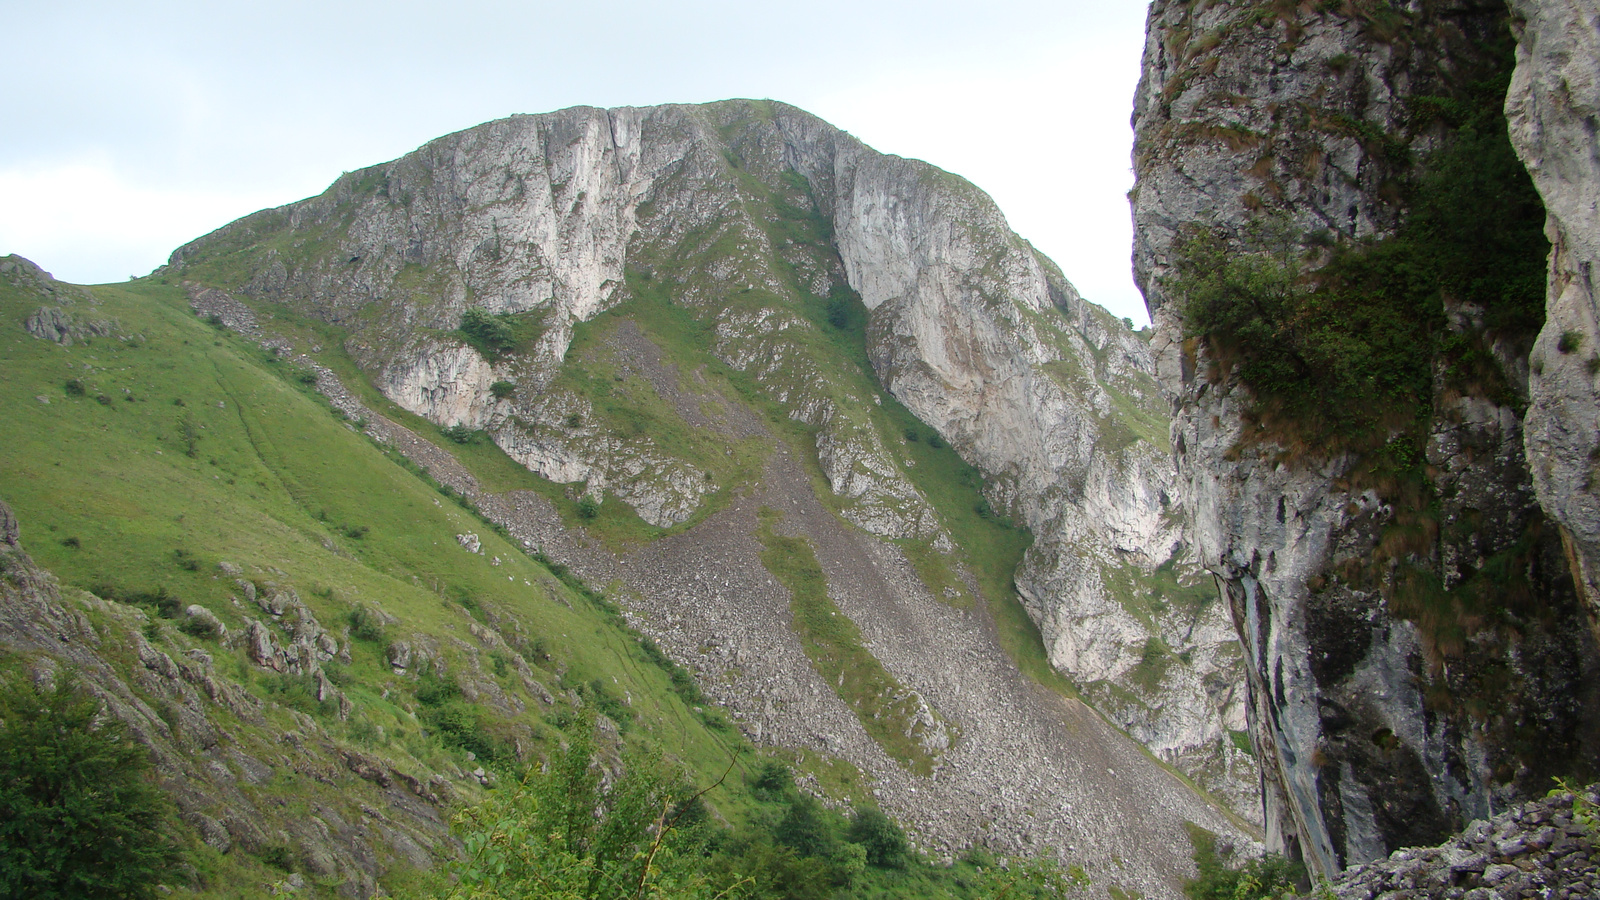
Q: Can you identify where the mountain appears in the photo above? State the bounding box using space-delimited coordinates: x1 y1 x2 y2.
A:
164 100 1258 811
1 99 1246 899
1132 0 1600 879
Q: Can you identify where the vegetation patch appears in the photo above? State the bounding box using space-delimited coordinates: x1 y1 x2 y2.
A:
1168 36 1546 454
0 667 181 899
756 507 951 776
1180 821 1303 900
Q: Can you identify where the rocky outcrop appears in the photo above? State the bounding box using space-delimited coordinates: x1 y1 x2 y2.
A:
5 255 115 345
1506 0 1600 628
1311 782 1600 900
0 499 450 896
169 101 1250 801
1133 0 1600 878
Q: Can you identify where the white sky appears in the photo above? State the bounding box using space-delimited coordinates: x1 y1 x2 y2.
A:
1 0 1154 324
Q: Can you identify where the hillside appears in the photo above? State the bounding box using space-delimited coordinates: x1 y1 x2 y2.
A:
0 100 1244 900
162 100 1254 815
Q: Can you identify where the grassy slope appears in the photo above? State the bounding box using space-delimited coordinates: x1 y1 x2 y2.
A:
0 271 773 895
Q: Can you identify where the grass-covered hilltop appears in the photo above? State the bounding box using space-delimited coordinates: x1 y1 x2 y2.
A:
0 99 1244 900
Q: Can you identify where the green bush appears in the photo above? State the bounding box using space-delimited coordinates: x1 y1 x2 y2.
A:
415 673 462 707
421 701 508 763
846 807 908 869
490 380 516 400
95 583 181 619
459 308 516 356
177 615 220 641
346 605 387 643
449 721 726 899
825 296 850 329
0 670 181 898
749 760 794 801
441 424 482 445
1182 823 1303 900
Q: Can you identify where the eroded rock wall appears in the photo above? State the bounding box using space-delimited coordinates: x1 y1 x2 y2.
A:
1134 0 1600 877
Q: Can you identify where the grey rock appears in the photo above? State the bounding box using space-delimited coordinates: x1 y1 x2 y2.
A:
1132 0 1600 876
183 604 226 637
1506 0 1600 624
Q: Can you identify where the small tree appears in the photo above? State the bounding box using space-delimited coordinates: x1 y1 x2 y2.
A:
448 722 745 899
846 807 907 869
459 309 517 356
0 669 180 899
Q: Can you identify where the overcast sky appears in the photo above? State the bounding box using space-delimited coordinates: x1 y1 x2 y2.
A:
2 0 1154 324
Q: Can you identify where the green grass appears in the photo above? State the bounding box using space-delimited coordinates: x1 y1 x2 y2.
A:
0 268 785 893
756 507 951 776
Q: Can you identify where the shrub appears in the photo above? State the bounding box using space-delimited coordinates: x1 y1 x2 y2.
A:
846 807 907 868
97 584 181 619
347 605 387 643
63 379 85 397
0 670 181 898
459 309 516 356
1182 823 1303 900
490 380 516 400
449 723 723 898
177 615 220 641
441 424 479 445
575 496 600 520
415 673 462 708
1168 48 1547 449
775 795 836 860
422 702 507 763
750 760 794 801
826 296 850 329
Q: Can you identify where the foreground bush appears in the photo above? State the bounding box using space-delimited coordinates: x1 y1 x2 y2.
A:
0 668 180 899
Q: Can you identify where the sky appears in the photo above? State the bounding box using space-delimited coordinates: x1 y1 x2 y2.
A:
1 0 1155 324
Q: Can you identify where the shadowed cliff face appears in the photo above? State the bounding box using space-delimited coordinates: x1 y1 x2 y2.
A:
1133 0 1600 878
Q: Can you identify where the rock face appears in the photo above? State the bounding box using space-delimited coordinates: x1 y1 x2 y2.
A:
170 100 1252 804
1506 0 1600 627
1133 0 1600 878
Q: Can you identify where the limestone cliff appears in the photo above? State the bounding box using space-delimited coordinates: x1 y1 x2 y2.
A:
1506 0 1600 629
169 100 1254 805
1133 0 1600 877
